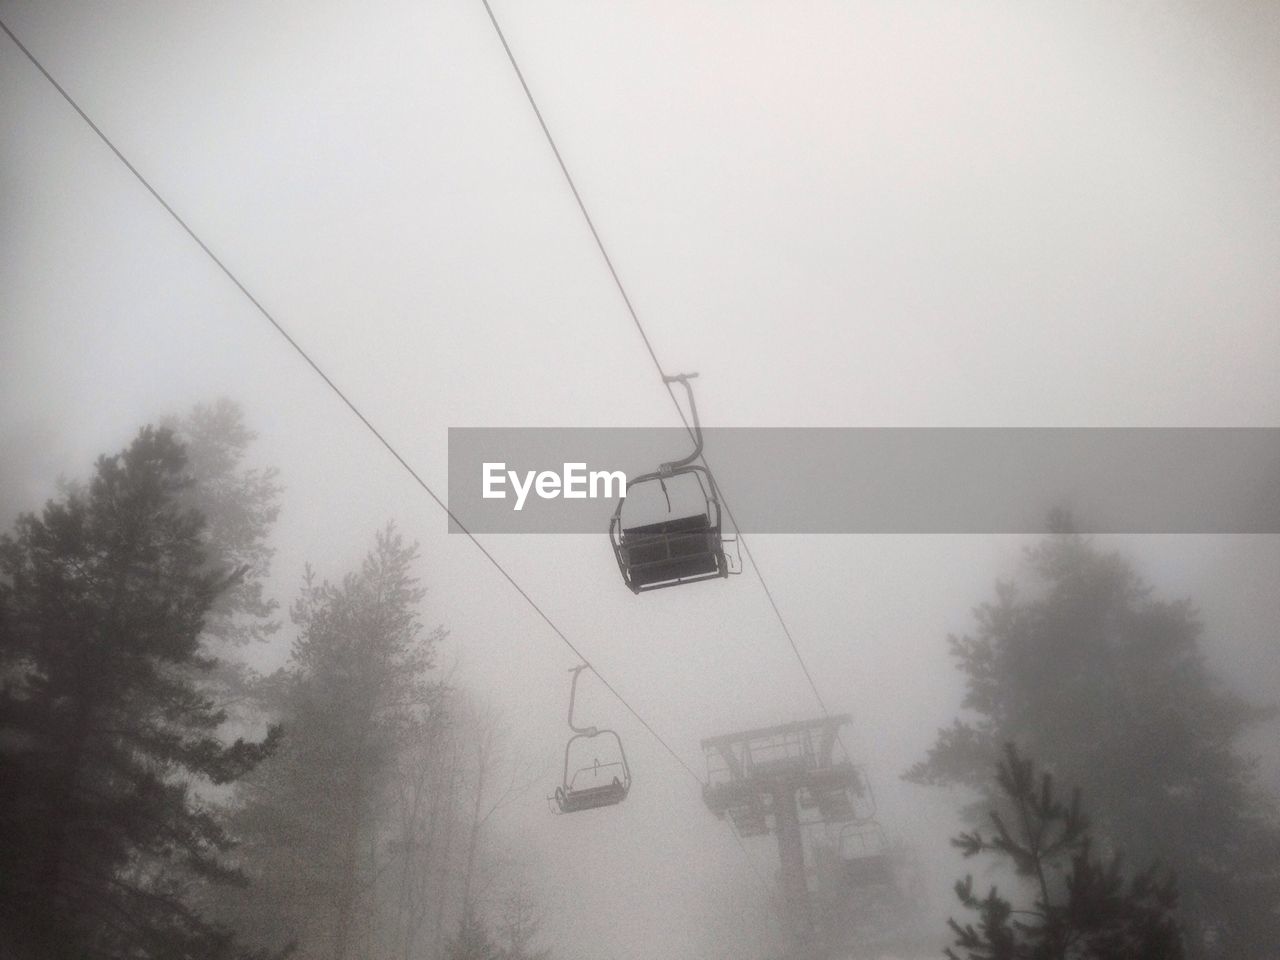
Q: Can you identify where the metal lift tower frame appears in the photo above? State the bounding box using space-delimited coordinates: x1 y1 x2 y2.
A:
701 716 867 950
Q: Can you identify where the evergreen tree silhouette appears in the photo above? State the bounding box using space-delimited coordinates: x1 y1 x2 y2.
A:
0 427 280 959
946 743 1183 960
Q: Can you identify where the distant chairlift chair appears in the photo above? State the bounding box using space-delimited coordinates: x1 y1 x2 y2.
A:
838 821 896 888
610 373 735 593
553 666 632 814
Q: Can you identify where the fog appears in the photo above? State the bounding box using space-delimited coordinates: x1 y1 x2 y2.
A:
3 2 1279 959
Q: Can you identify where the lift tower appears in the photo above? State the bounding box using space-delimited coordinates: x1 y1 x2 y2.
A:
701 716 866 951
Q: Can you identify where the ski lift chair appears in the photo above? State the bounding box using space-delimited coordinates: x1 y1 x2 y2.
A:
839 822 895 888
552 666 632 814
610 374 734 593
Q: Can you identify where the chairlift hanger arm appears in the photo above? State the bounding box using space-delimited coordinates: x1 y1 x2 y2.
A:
566 664 597 735
660 372 703 474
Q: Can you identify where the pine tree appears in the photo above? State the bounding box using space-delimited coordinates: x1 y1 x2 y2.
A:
907 525 1280 957
946 743 1183 960
167 399 282 724
0 427 279 960
226 525 444 960
169 398 282 652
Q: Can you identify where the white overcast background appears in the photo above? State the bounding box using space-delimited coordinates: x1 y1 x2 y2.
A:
3 1 1279 957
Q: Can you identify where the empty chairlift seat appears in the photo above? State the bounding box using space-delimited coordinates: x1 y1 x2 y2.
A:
839 822 896 889
555 758 630 813
609 373 736 594
613 496 727 591
552 666 632 815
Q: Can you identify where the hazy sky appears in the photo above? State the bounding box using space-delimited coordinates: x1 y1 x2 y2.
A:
3 2 1279 957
